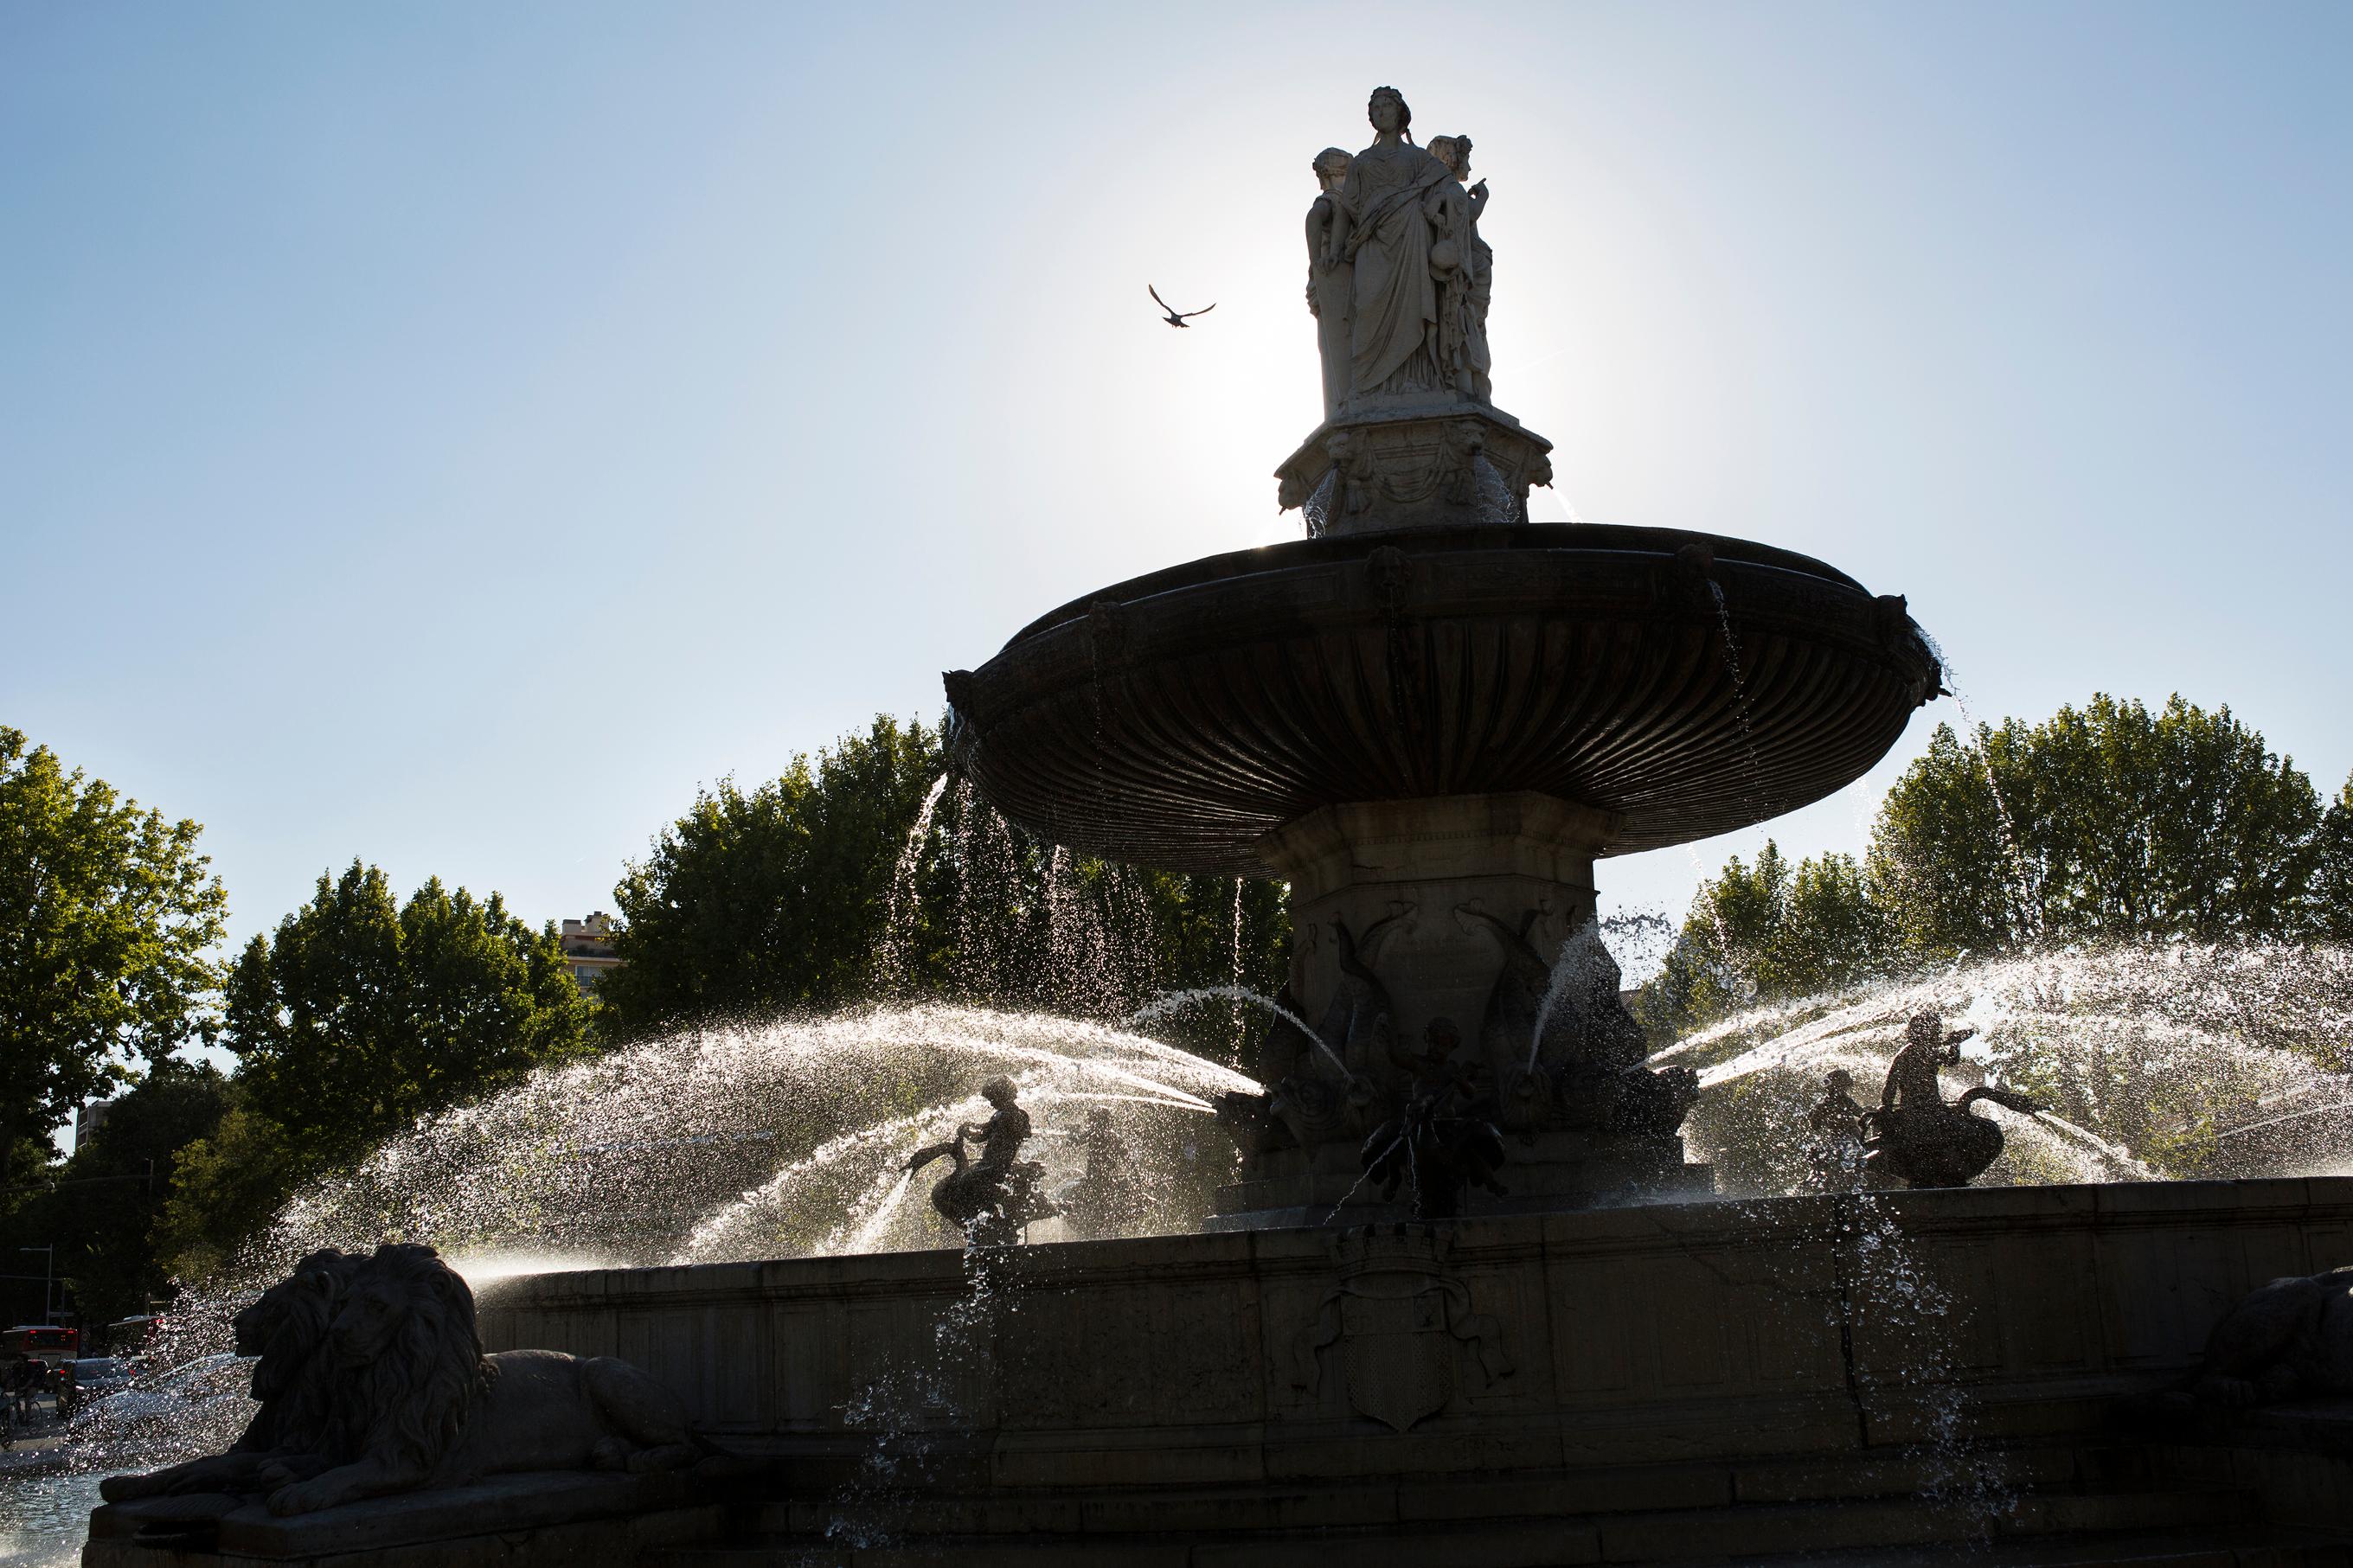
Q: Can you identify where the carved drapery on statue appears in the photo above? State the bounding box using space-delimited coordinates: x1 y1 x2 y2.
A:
1337 131 1447 399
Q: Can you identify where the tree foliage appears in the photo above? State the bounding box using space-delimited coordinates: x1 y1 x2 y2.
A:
0 1060 232 1325
1643 694 2352 1036
599 717 946 1032
1634 843 1891 1038
220 861 592 1165
600 714 1289 1061
1873 696 2324 953
2307 779 2353 944
0 728 227 1177
157 862 590 1281
153 1096 298 1286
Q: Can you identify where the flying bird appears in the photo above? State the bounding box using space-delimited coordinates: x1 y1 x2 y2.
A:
1150 285 1216 328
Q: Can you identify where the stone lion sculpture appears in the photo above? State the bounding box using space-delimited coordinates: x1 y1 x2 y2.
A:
2191 1264 2353 1406
99 1247 359 1503
104 1242 711 1517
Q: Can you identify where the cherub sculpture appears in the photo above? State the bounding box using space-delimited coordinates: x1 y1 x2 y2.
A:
1863 1013 2044 1188
906 1076 1061 1246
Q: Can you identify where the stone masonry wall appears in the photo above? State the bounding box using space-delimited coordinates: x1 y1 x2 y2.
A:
473 1180 2353 1497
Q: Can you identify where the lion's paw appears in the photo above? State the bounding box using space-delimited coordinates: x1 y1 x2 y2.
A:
2196 1374 2261 1408
266 1480 340 1516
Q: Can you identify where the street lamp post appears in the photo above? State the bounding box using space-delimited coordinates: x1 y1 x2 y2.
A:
16 1247 53 1323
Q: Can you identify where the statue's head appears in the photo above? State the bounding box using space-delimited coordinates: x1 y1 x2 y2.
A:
1312 146 1351 192
1367 86 1412 139
1425 1017 1462 1055
1428 136 1467 178
234 1247 355 1398
1825 1068 1855 1092
330 1243 476 1367
1906 1012 1945 1048
980 1075 1018 1109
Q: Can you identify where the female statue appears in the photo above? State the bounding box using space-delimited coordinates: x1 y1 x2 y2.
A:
1304 147 1355 421
1327 86 1449 401
1427 135 1493 402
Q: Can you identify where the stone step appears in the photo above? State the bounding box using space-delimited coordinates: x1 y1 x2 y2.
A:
644 1483 2258 1567
1720 1526 2353 1567
729 1443 2134 1539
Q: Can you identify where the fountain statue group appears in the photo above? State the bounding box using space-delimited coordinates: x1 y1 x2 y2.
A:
1304 86 1492 417
1805 1012 2048 1191
1274 86 1554 530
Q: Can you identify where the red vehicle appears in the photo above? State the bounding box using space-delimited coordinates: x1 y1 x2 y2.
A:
1 1325 78 1360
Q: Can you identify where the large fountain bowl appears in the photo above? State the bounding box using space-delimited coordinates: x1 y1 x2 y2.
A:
945 524 1940 876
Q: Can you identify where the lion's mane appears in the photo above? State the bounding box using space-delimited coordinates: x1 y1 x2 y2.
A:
334 1244 496 1481
237 1247 356 1456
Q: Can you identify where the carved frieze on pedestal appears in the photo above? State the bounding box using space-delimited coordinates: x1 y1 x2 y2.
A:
1290 1225 1515 1432
1209 792 1707 1227
1277 403 1555 536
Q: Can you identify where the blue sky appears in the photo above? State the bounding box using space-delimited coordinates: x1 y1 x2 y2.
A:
5 1 2349 963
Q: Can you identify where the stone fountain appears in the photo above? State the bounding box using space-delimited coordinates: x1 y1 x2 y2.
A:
944 84 1939 1224
81 86 2353 1568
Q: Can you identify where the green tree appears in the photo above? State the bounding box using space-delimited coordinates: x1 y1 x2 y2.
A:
1872 696 2323 954
2305 776 2353 942
1636 842 1890 1038
0 1061 232 1325
1641 695 2347 1040
601 714 1291 1059
600 716 946 1033
222 862 591 1165
0 728 227 1183
152 1095 297 1285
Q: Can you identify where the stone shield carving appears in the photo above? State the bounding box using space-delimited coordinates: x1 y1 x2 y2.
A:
1292 1226 1514 1432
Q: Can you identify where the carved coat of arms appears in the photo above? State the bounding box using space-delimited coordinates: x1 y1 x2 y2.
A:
1291 1225 1514 1432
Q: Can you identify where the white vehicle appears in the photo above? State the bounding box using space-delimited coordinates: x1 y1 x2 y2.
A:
68 1353 255 1461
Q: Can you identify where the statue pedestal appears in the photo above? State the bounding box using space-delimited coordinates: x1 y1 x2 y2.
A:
1212 792 1708 1226
1277 400 1554 535
1267 792 1611 1043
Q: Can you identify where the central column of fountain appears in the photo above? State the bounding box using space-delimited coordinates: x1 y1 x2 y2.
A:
1228 790 1709 1224
943 83 1939 1226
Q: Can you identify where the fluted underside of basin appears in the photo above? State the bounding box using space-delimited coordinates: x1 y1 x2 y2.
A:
946 525 1939 878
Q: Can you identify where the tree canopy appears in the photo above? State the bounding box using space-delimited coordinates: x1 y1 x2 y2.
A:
1635 843 1891 1038
1643 694 2352 1035
0 1059 231 1325
599 717 945 1031
1873 694 2325 953
156 861 592 1281
221 861 593 1163
0 728 226 1179
599 715 1288 1059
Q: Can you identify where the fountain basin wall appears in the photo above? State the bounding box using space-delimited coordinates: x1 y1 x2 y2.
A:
476 1181 2353 1516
